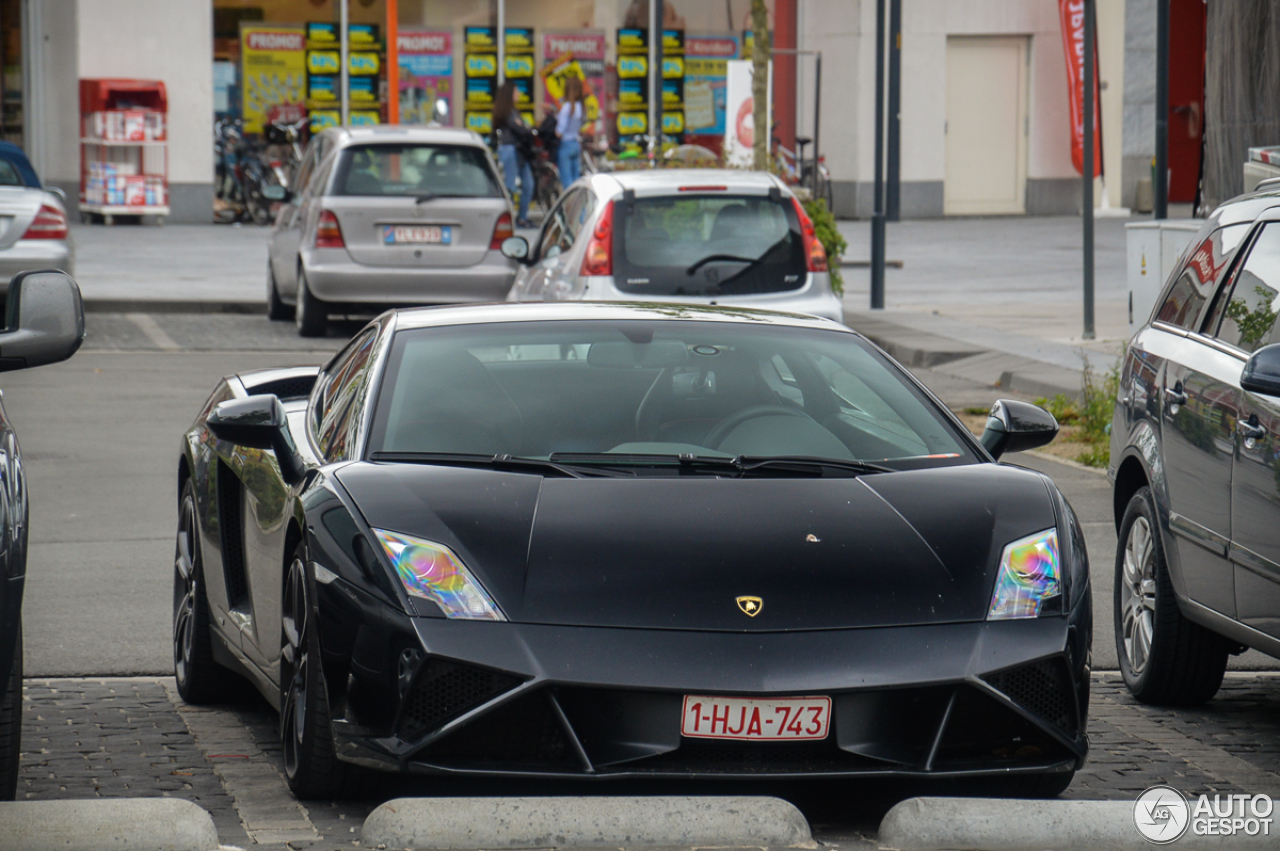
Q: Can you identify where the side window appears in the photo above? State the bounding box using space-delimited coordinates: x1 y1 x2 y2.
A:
537 195 570 259
1211 223 1280 354
312 329 378 461
1155 224 1249 330
563 189 594 243
292 140 321 197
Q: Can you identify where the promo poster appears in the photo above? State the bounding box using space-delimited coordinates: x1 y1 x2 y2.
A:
541 31 606 135
684 35 738 136
398 29 453 125
723 59 770 167
240 24 306 134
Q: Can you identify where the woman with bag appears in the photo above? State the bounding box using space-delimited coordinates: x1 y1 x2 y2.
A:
493 80 535 228
556 77 586 188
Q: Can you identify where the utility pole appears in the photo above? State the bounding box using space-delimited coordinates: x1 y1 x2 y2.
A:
1154 0 1169 219
1083 0 1096 340
339 0 349 126
870 0 886 309
886 0 901 221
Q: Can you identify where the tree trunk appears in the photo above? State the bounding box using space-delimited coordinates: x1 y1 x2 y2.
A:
751 0 770 171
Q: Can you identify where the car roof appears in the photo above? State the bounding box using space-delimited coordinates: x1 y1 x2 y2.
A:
388 301 851 332
595 168 786 196
321 125 488 149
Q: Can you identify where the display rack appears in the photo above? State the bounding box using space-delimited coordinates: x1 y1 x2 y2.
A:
79 79 170 224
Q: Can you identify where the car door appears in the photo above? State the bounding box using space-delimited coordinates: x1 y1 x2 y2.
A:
1219 217 1280 637
521 189 576 301
272 135 328 295
240 328 379 682
1156 226 1251 617
545 189 595 300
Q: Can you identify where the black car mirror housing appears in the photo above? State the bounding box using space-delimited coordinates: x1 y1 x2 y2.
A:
208 394 306 484
1241 343 1280 397
980 399 1059 460
0 270 86 372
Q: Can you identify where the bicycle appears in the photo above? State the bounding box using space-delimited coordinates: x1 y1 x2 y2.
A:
775 138 833 213
263 116 309 191
213 118 279 226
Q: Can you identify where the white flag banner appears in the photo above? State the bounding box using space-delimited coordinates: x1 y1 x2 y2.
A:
723 59 770 168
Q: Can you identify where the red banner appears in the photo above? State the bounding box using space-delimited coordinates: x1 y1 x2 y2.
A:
1058 0 1103 177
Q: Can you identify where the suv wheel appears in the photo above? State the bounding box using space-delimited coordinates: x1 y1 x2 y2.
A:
295 268 328 338
1115 486 1229 705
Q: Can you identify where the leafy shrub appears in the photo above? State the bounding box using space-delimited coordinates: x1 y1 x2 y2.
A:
803 197 847 295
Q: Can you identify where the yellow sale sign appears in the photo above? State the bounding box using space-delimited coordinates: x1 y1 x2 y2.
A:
241 25 306 134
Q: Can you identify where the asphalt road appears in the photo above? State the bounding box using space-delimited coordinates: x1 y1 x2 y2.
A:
0 310 1179 677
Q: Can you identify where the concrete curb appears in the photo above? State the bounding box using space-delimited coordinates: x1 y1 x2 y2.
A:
361 796 813 850
0 798 219 851
878 796 1278 851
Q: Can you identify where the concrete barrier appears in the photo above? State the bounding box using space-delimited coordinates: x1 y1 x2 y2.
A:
0 798 219 851
361 796 813 849
878 797 1279 851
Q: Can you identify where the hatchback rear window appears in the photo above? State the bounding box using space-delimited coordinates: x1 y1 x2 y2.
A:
332 144 501 198
613 194 808 296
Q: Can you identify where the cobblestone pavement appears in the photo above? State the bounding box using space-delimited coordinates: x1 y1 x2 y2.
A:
17 673 1280 850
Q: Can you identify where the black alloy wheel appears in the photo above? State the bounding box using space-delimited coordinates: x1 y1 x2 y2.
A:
266 261 293 321
173 479 234 704
1114 486 1230 706
280 546 346 798
0 626 21 800
294 268 328 339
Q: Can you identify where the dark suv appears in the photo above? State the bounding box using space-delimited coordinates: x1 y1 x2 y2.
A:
1111 186 1280 705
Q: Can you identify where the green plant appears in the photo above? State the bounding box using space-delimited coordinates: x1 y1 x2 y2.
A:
1033 394 1081 424
1076 355 1121 468
803 197 847 295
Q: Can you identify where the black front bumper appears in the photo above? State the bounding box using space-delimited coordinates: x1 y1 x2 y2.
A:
329 611 1090 780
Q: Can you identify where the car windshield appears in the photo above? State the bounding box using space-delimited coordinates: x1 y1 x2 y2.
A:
612 194 808 296
332 143 502 198
365 320 977 471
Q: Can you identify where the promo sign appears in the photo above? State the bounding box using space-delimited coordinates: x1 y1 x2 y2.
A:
464 26 497 136
240 25 306 134
398 30 453 125
684 35 738 136
1057 0 1103 177
723 59 770 167
541 32 606 135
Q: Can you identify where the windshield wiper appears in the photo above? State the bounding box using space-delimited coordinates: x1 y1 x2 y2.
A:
369 451 630 478
547 452 891 477
685 254 761 275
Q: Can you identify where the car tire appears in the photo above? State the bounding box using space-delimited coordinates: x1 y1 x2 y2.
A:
173 479 236 705
0 626 21 801
267 262 293 322
295 268 328 338
280 546 346 799
1115 486 1229 706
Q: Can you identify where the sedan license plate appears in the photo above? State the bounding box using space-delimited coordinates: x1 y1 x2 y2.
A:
382 225 451 245
681 695 831 741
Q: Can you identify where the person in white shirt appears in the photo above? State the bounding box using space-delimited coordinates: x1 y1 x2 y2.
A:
556 77 585 188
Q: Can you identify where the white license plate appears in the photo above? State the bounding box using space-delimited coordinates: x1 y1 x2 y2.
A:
681 695 831 741
383 225 452 245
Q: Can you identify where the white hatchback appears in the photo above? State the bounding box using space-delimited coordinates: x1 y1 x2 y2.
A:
503 169 843 323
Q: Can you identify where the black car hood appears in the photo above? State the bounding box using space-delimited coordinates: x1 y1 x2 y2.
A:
336 462 1057 631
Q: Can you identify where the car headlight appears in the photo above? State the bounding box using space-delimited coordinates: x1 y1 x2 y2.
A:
372 529 506 621
987 528 1061 620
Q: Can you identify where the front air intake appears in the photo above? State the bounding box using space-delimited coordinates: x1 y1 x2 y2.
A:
396 659 521 741
981 657 1079 737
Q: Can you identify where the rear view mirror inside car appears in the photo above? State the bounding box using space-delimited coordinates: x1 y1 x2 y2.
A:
587 340 690 369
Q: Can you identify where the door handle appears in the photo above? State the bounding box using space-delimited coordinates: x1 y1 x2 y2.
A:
1165 387 1188 406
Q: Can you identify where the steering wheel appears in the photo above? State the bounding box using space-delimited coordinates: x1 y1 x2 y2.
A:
703 405 815 451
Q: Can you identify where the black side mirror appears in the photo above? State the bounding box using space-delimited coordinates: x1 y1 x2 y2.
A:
980 399 1059 460
1241 343 1280 397
0 269 85 372
208 394 306 484
500 235 531 263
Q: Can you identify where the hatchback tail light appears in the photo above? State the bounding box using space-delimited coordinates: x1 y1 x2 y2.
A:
490 211 514 250
23 204 68 240
790 197 828 272
314 210 345 248
580 200 614 276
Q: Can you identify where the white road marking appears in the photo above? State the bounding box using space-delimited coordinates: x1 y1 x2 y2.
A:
125 313 181 351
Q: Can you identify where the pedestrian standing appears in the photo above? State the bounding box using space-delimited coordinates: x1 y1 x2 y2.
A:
556 77 585 189
493 81 535 228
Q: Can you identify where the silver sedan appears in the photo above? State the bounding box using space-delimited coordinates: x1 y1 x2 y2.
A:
267 126 518 337
0 143 72 291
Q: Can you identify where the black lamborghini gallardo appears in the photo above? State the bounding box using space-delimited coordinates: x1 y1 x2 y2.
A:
173 302 1091 798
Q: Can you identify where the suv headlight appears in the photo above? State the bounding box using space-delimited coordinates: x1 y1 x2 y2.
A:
373 529 505 621
987 528 1061 620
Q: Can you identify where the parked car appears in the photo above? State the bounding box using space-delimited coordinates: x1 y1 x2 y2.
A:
174 301 1090 799
0 142 73 294
265 126 519 337
0 270 85 799
502 169 844 324
1111 183 1280 705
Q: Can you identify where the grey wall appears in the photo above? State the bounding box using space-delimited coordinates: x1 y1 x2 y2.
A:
24 0 80 194
1122 0 1156 210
